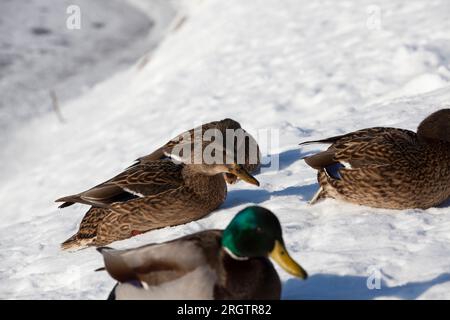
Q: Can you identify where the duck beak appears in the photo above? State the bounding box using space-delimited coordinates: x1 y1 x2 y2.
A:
229 165 260 186
270 240 308 279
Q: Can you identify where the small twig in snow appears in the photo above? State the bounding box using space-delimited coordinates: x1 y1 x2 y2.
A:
50 90 66 123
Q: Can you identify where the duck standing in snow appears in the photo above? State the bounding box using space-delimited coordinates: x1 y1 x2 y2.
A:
56 119 260 250
300 109 450 209
98 206 307 300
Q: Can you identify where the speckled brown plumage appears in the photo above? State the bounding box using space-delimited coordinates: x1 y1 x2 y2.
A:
57 118 262 250
301 109 450 209
101 230 281 300
137 118 261 184
57 160 229 249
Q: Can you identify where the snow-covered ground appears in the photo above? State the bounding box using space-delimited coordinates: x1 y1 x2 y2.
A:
0 0 176 141
1 0 450 299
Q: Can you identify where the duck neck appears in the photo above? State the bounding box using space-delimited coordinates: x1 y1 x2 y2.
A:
181 164 227 200
182 164 224 176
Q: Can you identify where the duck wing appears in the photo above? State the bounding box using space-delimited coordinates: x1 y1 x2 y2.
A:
98 230 222 299
135 118 260 168
301 127 417 171
135 120 228 165
56 160 184 208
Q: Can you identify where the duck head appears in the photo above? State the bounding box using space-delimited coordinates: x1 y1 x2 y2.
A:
417 109 450 142
221 206 308 279
188 163 260 186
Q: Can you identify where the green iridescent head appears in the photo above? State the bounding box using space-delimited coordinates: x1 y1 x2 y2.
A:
221 206 308 279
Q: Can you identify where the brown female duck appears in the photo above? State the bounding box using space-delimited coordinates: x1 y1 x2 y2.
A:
57 160 259 250
56 120 260 250
137 118 261 184
300 109 450 209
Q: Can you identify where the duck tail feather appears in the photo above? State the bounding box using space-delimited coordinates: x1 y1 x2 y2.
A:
299 134 345 146
61 234 92 251
58 201 75 209
55 195 82 209
303 150 336 170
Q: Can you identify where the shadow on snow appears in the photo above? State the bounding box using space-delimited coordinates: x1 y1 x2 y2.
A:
224 148 318 207
282 273 450 300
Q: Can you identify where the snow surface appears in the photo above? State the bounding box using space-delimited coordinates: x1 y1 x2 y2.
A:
0 0 176 142
1 0 450 299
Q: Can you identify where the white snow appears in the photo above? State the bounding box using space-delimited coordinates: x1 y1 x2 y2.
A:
1 0 450 299
0 0 176 142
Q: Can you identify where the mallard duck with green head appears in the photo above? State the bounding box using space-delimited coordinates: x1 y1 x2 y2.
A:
300 109 450 209
98 206 307 300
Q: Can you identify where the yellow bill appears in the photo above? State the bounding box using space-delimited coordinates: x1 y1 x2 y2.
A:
230 164 260 186
270 240 308 279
